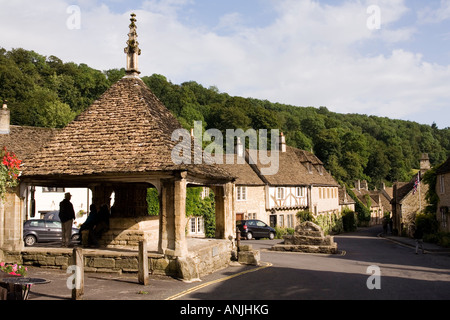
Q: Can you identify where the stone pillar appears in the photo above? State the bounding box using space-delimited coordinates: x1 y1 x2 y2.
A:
214 182 235 240
158 172 187 257
0 187 24 251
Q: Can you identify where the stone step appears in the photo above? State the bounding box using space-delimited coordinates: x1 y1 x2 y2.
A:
283 235 335 246
271 243 338 254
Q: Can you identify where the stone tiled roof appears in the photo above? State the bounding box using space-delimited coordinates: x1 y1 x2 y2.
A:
22 76 234 181
436 156 450 175
217 154 265 186
0 125 58 162
248 146 339 187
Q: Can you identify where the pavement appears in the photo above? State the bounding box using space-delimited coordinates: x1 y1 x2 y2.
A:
23 259 260 301
7 232 450 302
379 232 450 254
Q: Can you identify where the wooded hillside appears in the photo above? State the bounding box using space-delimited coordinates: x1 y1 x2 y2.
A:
2 48 449 188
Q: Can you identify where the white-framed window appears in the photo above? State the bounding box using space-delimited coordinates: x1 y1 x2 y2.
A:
189 217 204 235
440 175 446 194
237 186 247 201
246 212 257 220
287 214 294 228
201 187 210 199
278 214 284 227
296 187 304 197
42 187 65 193
276 187 285 199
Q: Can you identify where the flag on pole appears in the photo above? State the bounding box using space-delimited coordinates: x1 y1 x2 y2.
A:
413 173 420 195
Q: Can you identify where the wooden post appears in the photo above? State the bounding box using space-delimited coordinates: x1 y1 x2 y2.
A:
138 240 149 285
72 247 84 300
236 227 241 252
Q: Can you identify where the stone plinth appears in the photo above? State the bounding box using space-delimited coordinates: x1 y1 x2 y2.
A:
238 244 260 266
99 217 159 250
271 221 338 254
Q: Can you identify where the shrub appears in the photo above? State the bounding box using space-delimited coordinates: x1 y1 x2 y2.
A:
438 233 450 248
315 212 344 235
415 213 439 236
274 227 294 239
342 209 357 232
296 210 314 223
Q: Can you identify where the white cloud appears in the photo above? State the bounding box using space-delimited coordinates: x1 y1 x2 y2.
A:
418 0 450 24
1 0 450 127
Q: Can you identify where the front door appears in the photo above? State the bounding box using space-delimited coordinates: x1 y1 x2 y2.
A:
270 215 277 228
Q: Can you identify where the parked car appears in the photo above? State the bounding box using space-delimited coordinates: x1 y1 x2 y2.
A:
236 219 276 240
43 211 60 221
23 219 80 246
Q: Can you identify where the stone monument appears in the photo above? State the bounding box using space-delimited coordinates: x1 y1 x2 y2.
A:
271 221 338 254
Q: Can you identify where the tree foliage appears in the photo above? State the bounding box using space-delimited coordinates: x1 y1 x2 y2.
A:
2 48 450 188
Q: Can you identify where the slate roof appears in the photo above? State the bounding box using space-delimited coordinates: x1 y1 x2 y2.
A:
21 76 234 181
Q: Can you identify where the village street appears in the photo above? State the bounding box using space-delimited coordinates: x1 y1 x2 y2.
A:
25 226 450 304
179 226 450 300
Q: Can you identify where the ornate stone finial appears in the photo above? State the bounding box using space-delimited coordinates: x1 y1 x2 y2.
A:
124 13 141 76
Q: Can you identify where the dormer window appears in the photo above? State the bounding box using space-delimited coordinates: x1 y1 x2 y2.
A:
317 165 323 175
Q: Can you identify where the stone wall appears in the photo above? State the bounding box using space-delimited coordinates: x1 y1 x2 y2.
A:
437 173 450 232
235 186 266 222
1 239 233 280
97 217 159 249
401 184 429 231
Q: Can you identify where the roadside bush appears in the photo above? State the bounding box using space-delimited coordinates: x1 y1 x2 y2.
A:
415 213 439 236
438 233 450 248
296 210 314 223
274 227 294 239
315 212 344 235
342 209 357 232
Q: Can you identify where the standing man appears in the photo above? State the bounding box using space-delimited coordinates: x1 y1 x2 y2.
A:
59 192 75 247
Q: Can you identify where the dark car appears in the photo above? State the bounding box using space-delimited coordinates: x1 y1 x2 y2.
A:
42 211 60 221
237 219 276 240
23 219 80 246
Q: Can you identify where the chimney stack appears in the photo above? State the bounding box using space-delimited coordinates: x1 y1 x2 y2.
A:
279 132 286 153
420 153 431 175
236 137 244 158
0 100 10 134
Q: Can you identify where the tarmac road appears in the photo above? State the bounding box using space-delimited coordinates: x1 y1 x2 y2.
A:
22 226 450 302
181 226 450 300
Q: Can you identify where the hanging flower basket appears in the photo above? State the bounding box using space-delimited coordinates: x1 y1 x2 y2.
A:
0 147 21 199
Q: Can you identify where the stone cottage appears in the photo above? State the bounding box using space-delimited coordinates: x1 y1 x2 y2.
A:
391 154 431 235
435 155 450 232
223 133 341 229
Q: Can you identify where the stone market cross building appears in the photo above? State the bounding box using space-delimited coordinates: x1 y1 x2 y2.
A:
2 14 237 279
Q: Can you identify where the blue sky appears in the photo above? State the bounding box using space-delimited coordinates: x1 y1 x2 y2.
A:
2 0 450 128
